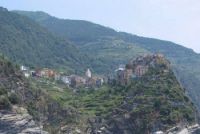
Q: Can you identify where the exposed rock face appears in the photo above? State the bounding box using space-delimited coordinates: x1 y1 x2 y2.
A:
0 57 48 133
0 109 48 134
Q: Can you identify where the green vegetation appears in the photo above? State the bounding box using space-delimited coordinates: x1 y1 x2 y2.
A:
14 11 118 43
78 37 149 73
15 10 200 112
0 8 88 74
129 69 195 124
0 55 19 110
30 78 123 117
83 66 196 133
0 54 76 133
0 48 197 133
28 59 196 133
0 7 197 133
8 93 20 104
0 95 11 109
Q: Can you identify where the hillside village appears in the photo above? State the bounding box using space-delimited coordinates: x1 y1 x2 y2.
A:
20 54 170 89
7 53 200 134
20 66 105 88
1 5 200 134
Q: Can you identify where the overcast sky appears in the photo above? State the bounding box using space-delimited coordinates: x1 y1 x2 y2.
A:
1 0 200 53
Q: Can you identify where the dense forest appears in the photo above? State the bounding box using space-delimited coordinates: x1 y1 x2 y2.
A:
0 7 89 73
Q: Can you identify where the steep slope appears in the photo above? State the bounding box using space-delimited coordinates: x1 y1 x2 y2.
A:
0 55 78 133
0 110 49 134
40 55 198 134
14 11 150 73
0 55 48 133
0 52 197 133
0 7 87 73
0 55 26 110
15 10 200 111
119 33 200 112
96 55 198 134
13 11 118 43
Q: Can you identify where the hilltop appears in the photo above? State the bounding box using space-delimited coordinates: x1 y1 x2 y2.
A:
94 54 197 133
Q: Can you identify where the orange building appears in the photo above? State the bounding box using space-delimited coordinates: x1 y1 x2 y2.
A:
134 65 148 77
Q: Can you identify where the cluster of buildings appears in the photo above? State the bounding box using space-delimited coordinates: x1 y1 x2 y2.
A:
115 54 169 85
20 66 59 79
115 65 133 85
115 64 148 85
20 54 169 87
20 66 104 88
72 69 104 88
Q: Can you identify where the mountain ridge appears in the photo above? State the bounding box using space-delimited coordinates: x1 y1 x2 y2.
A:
14 10 197 53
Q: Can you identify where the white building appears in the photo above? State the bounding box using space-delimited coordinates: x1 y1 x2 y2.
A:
61 76 71 85
20 65 30 78
24 72 30 78
20 65 28 71
115 64 125 72
85 68 92 78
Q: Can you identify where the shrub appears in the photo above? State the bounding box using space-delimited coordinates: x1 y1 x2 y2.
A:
8 93 20 104
0 87 7 95
0 95 11 109
154 99 161 110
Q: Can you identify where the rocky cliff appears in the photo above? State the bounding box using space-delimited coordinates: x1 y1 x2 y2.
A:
0 108 48 134
0 55 49 133
86 54 198 134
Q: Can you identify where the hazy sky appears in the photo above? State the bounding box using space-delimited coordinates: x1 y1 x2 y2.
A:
0 0 200 53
